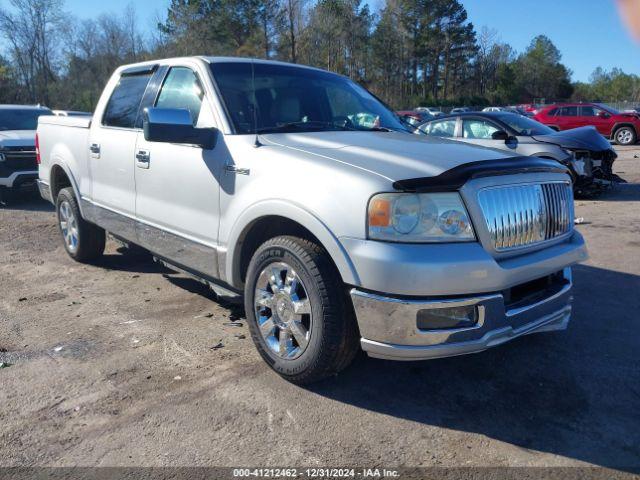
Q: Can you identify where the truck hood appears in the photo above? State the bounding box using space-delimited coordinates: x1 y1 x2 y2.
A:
531 126 613 152
261 131 513 181
0 130 36 147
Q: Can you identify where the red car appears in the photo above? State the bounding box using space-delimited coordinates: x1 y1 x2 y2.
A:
533 103 640 145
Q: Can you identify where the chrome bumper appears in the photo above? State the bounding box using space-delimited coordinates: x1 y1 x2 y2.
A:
352 268 573 361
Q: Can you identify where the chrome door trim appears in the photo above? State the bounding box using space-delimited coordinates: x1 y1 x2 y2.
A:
80 197 225 282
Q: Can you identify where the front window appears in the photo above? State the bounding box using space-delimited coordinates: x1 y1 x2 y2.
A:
462 119 500 139
155 67 204 126
495 113 555 136
210 62 408 134
0 108 53 131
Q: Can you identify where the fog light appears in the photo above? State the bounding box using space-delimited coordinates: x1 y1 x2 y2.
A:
416 305 477 330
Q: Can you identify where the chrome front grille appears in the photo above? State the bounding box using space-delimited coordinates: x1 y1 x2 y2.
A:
478 182 573 251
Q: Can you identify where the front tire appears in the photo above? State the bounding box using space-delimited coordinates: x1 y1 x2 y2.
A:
614 126 636 145
244 236 359 384
56 187 105 262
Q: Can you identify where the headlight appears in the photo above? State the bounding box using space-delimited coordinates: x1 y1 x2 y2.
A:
368 192 475 243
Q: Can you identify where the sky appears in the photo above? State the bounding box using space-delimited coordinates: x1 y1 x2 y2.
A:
21 0 640 83
461 0 639 82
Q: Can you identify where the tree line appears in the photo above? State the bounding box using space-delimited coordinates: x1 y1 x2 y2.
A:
1 0 639 111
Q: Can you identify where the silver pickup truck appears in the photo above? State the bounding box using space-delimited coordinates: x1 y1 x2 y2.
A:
37 57 588 384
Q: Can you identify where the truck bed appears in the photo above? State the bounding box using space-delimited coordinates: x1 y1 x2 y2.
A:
37 115 92 199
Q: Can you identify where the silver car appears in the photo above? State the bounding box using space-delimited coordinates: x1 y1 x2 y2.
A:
418 111 617 195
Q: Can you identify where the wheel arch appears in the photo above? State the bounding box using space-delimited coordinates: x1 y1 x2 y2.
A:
225 202 360 290
49 162 85 217
612 122 637 138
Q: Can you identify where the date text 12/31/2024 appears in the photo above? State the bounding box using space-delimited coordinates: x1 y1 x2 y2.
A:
232 468 400 478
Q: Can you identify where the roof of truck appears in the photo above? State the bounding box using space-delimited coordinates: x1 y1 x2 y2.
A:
200 56 324 71
115 56 332 76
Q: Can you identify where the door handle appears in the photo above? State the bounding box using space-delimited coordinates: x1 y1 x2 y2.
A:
225 165 250 175
89 143 100 158
136 150 150 162
136 149 150 169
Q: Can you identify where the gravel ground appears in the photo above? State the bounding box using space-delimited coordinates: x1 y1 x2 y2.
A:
1 147 639 471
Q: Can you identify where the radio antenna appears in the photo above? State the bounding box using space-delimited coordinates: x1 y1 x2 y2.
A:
251 60 262 148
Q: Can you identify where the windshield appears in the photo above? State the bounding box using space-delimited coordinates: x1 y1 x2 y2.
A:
596 103 620 114
495 113 555 136
210 62 408 134
0 108 52 131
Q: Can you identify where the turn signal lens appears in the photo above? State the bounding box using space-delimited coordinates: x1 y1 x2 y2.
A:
368 198 391 227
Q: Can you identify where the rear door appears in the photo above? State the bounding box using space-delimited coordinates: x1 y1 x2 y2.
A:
88 68 154 237
555 106 580 130
133 64 224 279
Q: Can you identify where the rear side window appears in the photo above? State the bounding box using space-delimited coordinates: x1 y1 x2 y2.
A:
102 73 153 128
421 119 457 137
558 106 578 117
155 67 204 125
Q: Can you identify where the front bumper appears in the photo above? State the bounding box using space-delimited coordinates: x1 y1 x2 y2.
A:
353 268 573 361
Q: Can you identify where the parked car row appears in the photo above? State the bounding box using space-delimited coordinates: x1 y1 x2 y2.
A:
417 111 617 195
31 56 588 384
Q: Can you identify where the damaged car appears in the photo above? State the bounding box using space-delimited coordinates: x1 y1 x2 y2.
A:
418 111 617 195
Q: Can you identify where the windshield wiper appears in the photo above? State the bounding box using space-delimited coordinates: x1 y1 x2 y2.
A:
256 121 356 134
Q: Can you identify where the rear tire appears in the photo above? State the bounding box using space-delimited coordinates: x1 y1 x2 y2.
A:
244 235 359 384
56 187 105 262
614 126 636 146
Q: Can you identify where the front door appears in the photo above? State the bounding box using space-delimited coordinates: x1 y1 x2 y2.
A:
580 105 613 135
133 66 224 279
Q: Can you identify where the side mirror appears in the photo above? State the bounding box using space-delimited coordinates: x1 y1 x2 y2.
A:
491 130 510 141
143 107 217 149
597 111 610 119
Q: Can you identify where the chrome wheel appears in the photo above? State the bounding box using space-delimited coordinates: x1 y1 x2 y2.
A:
59 200 79 253
616 128 633 144
254 261 313 360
